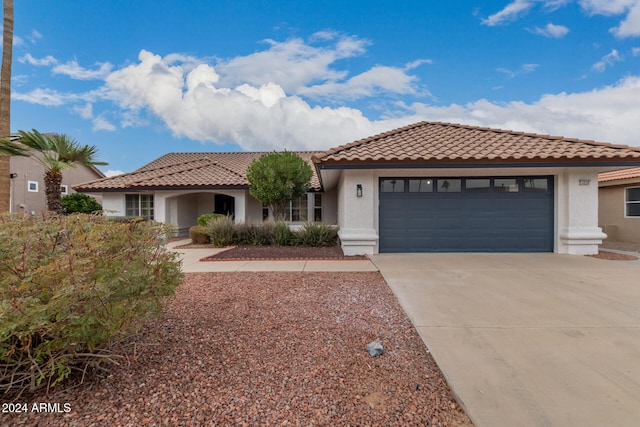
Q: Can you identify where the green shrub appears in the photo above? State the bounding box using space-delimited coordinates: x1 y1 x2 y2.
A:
189 225 210 244
61 193 102 214
274 220 294 246
236 222 275 245
297 222 339 247
207 216 237 247
0 213 182 395
197 213 226 227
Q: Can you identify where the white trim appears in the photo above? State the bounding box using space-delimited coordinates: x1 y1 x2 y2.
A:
60 184 69 195
27 181 38 192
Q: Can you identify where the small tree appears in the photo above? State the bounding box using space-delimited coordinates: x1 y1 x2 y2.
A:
61 192 102 214
246 151 313 220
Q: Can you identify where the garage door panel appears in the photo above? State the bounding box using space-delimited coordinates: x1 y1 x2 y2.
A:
379 176 553 252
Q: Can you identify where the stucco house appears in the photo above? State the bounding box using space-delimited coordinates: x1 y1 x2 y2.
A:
598 167 640 243
9 155 105 214
75 121 640 256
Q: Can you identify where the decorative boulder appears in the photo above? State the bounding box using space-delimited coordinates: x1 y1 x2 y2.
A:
366 341 384 357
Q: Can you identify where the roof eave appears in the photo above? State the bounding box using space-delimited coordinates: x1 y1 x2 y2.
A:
315 158 640 169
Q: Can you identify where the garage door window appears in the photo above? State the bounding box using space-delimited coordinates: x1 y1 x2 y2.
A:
380 177 551 194
523 178 548 192
437 179 461 192
495 178 519 192
465 179 491 192
409 179 433 192
381 179 405 192
625 187 640 217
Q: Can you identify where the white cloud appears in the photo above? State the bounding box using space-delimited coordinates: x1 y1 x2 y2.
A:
92 116 116 132
104 170 124 177
529 23 570 37
72 103 93 119
406 75 640 148
578 0 636 16
12 87 104 106
53 60 113 80
497 63 539 78
29 30 42 44
216 34 368 94
19 53 57 66
298 65 425 100
633 46 640 54
482 0 535 26
579 0 640 37
484 0 640 37
99 47 640 153
103 50 398 151
613 1 640 36
12 88 67 106
592 49 623 71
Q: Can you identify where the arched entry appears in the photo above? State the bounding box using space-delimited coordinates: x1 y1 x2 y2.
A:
214 194 235 218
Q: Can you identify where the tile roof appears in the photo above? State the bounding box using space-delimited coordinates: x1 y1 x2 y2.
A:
74 152 322 191
598 167 640 183
313 121 640 166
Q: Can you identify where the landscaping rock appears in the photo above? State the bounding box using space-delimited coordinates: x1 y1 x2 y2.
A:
366 340 384 357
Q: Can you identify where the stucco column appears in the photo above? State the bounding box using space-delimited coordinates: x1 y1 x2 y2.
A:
558 170 606 255
154 192 166 223
233 191 246 224
337 170 379 255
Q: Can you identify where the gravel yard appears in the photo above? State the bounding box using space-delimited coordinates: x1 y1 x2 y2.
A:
4 272 472 427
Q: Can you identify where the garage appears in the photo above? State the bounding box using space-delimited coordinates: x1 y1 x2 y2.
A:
379 176 554 252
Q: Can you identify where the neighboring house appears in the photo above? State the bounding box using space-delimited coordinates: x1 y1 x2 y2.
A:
9 155 105 214
598 167 640 243
75 121 640 255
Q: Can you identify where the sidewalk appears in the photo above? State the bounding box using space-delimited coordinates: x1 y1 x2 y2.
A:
167 239 379 272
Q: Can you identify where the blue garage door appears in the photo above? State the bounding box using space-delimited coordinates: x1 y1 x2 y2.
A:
379 177 554 252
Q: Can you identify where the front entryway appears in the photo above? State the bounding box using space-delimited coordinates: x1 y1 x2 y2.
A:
214 194 235 218
378 176 554 252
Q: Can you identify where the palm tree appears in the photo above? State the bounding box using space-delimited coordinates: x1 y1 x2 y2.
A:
0 129 108 214
0 0 14 211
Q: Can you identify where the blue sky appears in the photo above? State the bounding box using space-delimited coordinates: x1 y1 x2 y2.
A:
7 0 640 175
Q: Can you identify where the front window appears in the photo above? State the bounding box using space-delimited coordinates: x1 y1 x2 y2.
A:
125 194 154 220
264 193 322 222
313 194 322 222
286 196 308 222
28 181 38 192
625 187 640 217
60 185 68 195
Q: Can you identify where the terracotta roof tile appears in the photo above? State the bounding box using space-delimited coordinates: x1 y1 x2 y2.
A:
598 167 640 183
74 152 322 191
313 121 640 166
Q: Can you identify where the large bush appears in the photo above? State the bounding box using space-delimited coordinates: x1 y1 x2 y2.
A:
197 213 226 227
0 213 182 395
61 193 102 214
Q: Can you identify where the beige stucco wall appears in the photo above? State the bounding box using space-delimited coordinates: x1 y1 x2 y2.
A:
599 184 640 243
9 156 103 214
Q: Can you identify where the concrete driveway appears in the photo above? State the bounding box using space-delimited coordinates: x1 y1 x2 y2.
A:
369 253 640 427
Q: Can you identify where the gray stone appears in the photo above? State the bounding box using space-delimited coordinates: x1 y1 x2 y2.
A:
366 341 384 357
